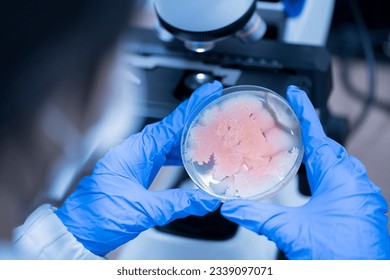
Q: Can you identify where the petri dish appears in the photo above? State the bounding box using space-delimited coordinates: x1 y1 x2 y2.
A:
181 85 303 200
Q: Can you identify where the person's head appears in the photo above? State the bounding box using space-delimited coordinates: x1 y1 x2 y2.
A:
0 0 134 239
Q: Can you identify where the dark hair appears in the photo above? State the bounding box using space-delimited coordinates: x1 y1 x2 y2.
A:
0 0 133 141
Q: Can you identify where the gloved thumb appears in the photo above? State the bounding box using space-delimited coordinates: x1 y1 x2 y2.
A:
149 189 222 226
221 200 299 254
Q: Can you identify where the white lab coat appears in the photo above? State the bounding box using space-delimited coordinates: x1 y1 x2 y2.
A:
11 204 103 260
0 242 19 259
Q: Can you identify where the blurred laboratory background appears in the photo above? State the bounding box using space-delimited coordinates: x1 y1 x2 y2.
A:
327 0 390 223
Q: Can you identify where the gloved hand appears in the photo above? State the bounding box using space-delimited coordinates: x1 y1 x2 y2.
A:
55 81 223 257
221 86 390 259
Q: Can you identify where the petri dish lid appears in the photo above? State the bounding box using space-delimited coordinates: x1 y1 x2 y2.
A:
181 85 304 200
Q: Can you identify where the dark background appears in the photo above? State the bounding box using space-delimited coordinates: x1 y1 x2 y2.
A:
328 0 390 62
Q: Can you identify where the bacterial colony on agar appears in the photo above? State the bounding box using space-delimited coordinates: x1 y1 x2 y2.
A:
182 90 302 200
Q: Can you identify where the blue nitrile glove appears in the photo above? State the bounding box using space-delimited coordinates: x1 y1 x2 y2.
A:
55 81 223 257
221 86 390 259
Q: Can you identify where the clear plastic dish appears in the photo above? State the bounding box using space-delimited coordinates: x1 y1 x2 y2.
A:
181 85 303 200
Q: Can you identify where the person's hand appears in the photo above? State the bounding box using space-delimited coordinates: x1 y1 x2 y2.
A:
55 81 223 256
221 86 390 259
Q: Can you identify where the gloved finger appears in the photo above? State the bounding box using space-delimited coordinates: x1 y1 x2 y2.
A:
140 81 223 185
95 81 223 187
286 85 329 161
286 86 347 193
163 81 224 165
221 200 298 256
149 189 222 226
346 155 383 194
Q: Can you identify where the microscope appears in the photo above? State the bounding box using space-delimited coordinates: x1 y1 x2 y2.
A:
116 0 347 260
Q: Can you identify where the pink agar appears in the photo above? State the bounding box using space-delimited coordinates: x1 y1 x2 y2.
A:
185 93 299 198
